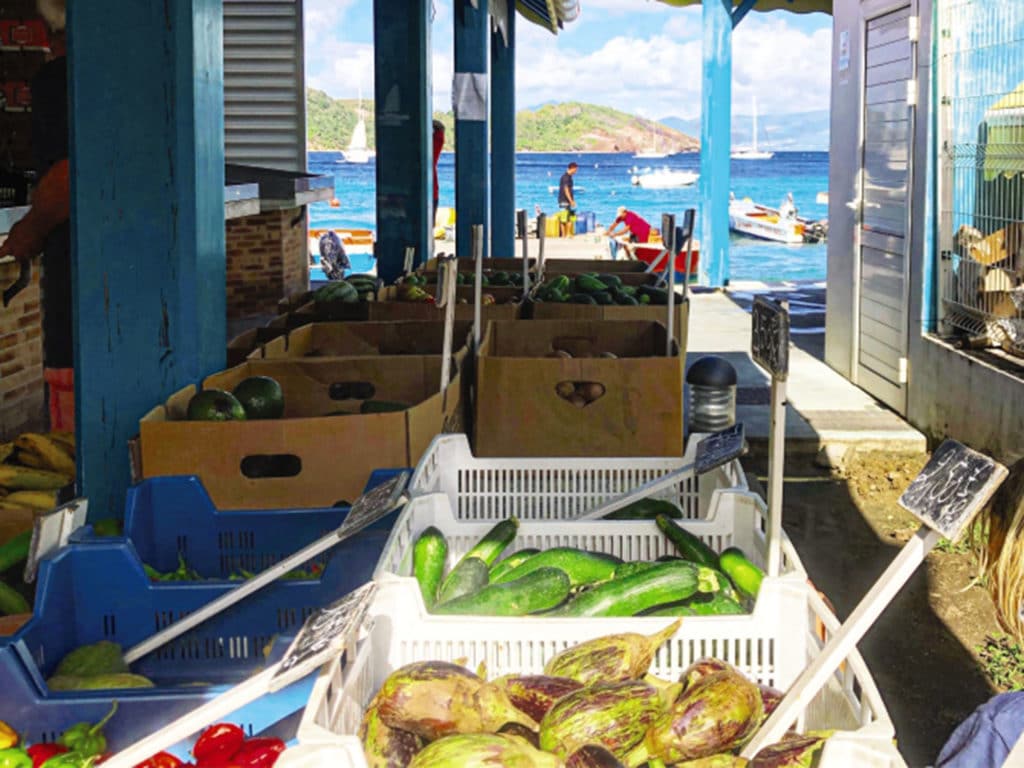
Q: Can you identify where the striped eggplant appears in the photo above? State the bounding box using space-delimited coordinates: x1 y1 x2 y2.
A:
680 657 733 691
675 757 750 767
495 675 585 722
543 620 680 685
757 684 784 722
498 722 541 749
375 660 537 741
749 733 826 767
539 680 662 760
628 669 764 765
407 733 562 768
359 694 425 768
565 745 626 768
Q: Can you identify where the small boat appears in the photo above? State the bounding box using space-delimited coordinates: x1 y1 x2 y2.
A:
630 168 699 189
626 240 700 284
340 94 376 164
732 96 774 161
729 193 816 244
634 121 669 159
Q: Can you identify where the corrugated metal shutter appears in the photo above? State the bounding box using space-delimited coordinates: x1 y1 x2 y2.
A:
224 0 306 172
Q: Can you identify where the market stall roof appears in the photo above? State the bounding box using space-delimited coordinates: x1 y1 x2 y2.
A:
656 0 832 14
516 0 581 34
983 80 1024 180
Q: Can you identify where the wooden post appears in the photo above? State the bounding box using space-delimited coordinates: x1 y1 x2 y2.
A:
491 6 515 259
701 0 733 286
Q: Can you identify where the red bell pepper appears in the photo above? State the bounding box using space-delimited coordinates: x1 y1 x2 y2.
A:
232 739 284 768
133 753 182 768
192 725 244 764
26 744 67 768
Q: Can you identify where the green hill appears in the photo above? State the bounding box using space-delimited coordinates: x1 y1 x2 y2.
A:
306 88 697 153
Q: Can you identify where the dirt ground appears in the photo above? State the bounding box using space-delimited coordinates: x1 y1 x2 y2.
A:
745 449 1005 767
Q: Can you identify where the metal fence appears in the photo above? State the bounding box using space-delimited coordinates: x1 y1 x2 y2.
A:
937 0 1024 355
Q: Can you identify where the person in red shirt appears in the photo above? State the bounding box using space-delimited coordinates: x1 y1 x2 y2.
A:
432 120 445 226
607 207 653 243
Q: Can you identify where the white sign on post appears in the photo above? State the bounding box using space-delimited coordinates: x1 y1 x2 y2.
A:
437 258 458 398
24 499 88 584
741 440 1007 758
123 472 408 665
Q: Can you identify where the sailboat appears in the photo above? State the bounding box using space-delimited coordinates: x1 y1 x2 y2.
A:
340 92 375 164
634 121 668 159
731 96 774 160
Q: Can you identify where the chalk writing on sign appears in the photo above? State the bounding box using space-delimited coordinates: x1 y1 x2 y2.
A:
337 471 409 541
695 423 746 475
271 581 376 690
899 440 1007 541
751 297 790 379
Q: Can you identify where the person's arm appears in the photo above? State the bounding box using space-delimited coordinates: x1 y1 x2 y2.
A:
567 187 576 208
0 159 70 264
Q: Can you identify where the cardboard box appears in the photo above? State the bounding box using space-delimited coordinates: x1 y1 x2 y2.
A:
251 321 472 361
474 320 683 458
527 297 690 346
540 258 650 274
957 264 1023 319
227 324 291 366
140 357 463 509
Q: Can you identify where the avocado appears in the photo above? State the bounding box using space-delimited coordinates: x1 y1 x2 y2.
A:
233 376 285 420
187 389 247 422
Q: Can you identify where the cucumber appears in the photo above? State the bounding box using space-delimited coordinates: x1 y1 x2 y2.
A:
0 580 30 615
433 567 572 616
603 498 683 520
436 556 490 605
642 591 746 617
611 560 660 579
719 547 765 599
551 560 705 618
656 514 719 569
459 518 519 568
489 548 540 582
413 526 448 609
569 293 598 305
492 547 622 588
0 530 32 573
597 274 623 289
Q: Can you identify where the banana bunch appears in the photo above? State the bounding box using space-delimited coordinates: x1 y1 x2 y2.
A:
0 431 75 513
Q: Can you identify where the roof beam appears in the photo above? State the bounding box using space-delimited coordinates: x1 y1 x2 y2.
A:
732 0 759 27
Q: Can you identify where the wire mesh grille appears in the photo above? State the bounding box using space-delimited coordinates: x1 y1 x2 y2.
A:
938 0 1024 356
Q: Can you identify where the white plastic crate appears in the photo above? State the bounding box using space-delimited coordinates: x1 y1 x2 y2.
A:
409 433 748 521
296 579 897 767
373 491 807 602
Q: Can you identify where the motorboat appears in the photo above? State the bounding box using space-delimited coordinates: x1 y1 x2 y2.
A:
728 193 822 244
731 96 774 160
630 168 699 189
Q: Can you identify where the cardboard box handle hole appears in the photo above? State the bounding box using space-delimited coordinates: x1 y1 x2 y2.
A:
240 454 302 479
555 381 606 408
329 381 376 400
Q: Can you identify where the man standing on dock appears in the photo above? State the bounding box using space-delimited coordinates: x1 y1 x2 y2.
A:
557 162 578 237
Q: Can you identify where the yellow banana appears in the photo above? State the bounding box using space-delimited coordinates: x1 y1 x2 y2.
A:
0 500 33 513
14 450 46 469
47 431 75 458
0 465 71 491
5 490 58 511
0 443 13 464
15 434 75 476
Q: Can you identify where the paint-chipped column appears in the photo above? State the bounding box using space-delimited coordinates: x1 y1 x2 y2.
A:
491 2 515 258
373 0 432 280
68 1 226 517
701 0 733 287
455 0 490 259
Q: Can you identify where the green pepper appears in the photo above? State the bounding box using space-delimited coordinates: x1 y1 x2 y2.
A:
58 702 118 756
37 753 97 768
0 748 32 768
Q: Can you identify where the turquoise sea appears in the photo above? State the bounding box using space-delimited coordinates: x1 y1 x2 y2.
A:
307 150 829 283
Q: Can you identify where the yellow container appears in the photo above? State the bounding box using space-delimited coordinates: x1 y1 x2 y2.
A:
545 215 561 238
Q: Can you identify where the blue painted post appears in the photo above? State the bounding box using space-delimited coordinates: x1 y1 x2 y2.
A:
701 0 733 287
491 7 515 258
455 0 490 259
374 0 432 280
67 1 225 518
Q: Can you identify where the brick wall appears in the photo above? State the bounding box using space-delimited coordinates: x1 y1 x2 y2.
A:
0 260 46 438
225 207 309 320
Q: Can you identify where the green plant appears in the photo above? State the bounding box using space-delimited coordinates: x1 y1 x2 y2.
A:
977 633 1024 691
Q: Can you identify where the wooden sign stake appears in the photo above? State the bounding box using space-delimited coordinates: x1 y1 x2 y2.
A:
518 209 530 294
122 474 407 665
537 213 547 279
681 208 695 300
438 256 458 399
741 440 1007 758
472 224 484 352
662 213 677 358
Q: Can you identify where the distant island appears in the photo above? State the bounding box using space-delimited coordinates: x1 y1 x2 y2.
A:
306 88 699 153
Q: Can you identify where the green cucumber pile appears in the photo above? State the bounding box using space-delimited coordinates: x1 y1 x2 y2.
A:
411 509 766 618
534 273 669 306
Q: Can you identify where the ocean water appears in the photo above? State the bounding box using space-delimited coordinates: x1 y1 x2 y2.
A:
307 150 829 283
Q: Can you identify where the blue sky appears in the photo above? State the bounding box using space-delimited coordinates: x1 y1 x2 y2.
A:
304 1 833 120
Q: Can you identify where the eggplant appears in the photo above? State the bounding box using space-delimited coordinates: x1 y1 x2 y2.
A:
680 657 733 691
539 680 661 760
375 660 537 741
498 722 541 749
565 745 626 768
495 674 584 722
406 733 562 768
675 757 750 767
749 733 826 767
359 695 425 768
629 669 764 764
757 684 784 722
543 620 680 685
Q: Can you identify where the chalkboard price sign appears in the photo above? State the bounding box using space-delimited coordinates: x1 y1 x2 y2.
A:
270 581 376 691
336 471 410 541
899 440 1007 541
751 297 790 380
695 423 746 475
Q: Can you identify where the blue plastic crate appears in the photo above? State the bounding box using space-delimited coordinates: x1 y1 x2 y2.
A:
122 470 404 578
575 214 589 235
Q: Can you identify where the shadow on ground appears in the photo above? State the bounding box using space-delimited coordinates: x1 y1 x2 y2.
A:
745 452 998 766
716 283 827 361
